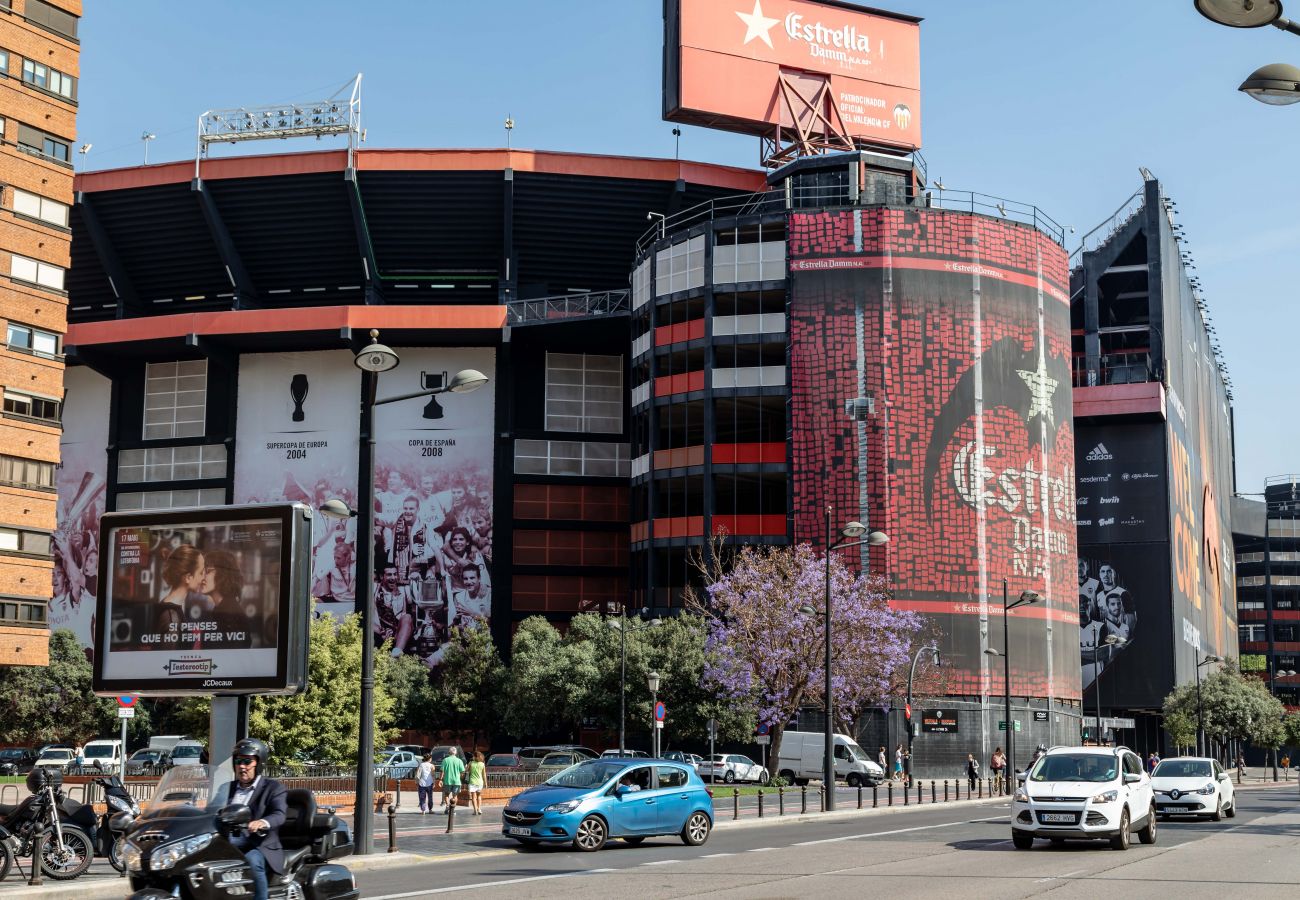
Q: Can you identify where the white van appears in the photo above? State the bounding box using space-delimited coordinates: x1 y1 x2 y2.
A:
777 731 885 787
81 739 125 772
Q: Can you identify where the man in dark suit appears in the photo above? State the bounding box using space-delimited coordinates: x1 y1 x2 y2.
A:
227 737 287 900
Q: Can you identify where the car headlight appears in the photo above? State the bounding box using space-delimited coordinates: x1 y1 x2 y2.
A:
150 833 213 871
1090 790 1118 804
121 840 144 873
543 800 581 814
1013 788 1029 802
1196 783 1217 795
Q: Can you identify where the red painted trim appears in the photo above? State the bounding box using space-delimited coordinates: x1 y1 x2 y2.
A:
1072 383 1165 419
653 446 705 469
65 305 507 347
76 148 766 194
788 255 1069 303
1271 609 1300 621
712 442 786 465
653 370 706 397
711 515 786 536
654 319 707 347
892 598 1078 625
652 516 705 539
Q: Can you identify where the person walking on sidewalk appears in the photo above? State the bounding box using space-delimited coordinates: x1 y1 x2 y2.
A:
965 753 980 791
466 751 486 816
437 747 465 814
893 744 904 781
989 747 1006 793
1282 754 1291 780
1236 752 1247 781
415 753 436 814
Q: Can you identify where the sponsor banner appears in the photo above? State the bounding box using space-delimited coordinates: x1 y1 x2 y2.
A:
1074 423 1168 545
53 367 111 652
233 351 360 621
94 504 312 695
666 0 922 149
921 709 958 734
1079 542 1172 707
372 348 495 669
788 255 1069 303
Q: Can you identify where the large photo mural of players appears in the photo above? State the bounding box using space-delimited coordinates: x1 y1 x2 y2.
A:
371 348 495 668
233 351 361 620
53 366 111 654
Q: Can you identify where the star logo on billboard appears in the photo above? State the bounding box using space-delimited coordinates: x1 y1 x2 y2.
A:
736 0 779 48
1016 357 1059 427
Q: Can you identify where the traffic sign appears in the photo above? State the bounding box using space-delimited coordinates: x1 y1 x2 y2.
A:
118 707 135 718
706 718 717 739
756 722 770 736
654 701 666 722
755 735 770 746
117 695 136 708
998 720 1022 732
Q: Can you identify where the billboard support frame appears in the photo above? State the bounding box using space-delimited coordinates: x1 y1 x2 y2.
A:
761 72 858 168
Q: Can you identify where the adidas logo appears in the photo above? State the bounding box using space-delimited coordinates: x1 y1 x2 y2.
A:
1086 443 1113 462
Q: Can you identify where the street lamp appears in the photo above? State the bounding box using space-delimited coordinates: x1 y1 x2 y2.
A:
646 670 661 757
321 329 488 855
609 608 660 754
905 645 941 784
983 579 1039 789
800 505 887 811
1085 634 1130 747
1195 1 1300 103
1195 651 1222 757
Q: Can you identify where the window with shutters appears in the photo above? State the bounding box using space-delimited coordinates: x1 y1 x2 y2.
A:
24 0 78 39
9 253 64 290
11 188 69 227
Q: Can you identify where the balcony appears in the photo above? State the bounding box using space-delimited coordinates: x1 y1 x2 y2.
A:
653 446 705 470
712 366 786 389
711 514 786 537
654 370 706 397
713 313 786 337
654 319 706 347
712 442 785 464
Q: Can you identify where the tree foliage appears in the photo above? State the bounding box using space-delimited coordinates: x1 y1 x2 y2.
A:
1162 660 1286 754
686 543 934 772
251 611 400 765
428 624 507 746
0 630 119 743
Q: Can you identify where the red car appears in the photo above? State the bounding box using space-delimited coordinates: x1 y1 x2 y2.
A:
486 752 523 773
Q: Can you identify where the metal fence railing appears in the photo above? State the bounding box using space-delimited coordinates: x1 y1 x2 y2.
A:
506 290 630 325
1069 189 1145 269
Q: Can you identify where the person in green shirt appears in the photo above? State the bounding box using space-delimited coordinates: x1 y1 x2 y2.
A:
438 748 465 812
466 751 486 816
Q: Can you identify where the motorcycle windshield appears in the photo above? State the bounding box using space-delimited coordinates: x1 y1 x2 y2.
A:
139 765 230 822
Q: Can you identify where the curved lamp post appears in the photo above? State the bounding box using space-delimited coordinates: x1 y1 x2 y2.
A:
646 670 662 757
983 580 1040 787
609 608 661 754
1195 651 1223 756
321 330 487 854
1196 0 1300 103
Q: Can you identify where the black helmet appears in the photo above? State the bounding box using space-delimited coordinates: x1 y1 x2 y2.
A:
1036 744 1047 752
26 766 60 794
232 737 270 770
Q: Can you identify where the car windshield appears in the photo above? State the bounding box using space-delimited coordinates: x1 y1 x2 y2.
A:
1153 760 1212 778
42 750 71 760
843 742 869 761
131 750 161 760
487 754 516 766
543 760 626 788
0 749 25 760
1030 753 1117 783
84 746 115 758
171 745 202 759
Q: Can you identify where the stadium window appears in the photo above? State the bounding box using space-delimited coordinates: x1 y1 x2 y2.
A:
545 353 623 433
143 360 208 440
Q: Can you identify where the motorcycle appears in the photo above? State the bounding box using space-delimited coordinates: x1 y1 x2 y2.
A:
93 774 140 872
0 767 95 880
123 765 358 900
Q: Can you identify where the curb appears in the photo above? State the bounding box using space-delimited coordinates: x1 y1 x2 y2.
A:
712 793 1007 831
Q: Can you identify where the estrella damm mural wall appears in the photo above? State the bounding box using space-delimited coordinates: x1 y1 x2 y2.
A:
788 207 1079 701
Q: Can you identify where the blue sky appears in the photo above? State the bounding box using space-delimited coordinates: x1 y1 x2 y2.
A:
77 1 1297 491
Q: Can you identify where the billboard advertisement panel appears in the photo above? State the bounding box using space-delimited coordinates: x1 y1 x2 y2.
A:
1074 423 1168 547
788 208 1078 700
53 366 111 653
664 0 922 150
93 503 312 696
233 350 361 620
372 348 496 669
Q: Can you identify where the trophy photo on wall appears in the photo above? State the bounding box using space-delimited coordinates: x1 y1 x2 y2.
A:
289 373 309 422
421 370 447 420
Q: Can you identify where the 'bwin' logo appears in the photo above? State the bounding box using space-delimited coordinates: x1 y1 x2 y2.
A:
1086 443 1113 462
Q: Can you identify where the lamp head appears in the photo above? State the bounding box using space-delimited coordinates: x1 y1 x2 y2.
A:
983 647 1002 657
1205 653 1222 663
798 604 817 616
355 329 399 373
867 530 889 546
646 671 660 694
447 368 489 393
1239 63 1300 105
1019 590 1041 604
319 498 355 520
1195 0 1283 27
840 521 867 539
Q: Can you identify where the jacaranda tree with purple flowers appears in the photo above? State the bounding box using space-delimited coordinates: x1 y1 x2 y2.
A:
687 542 937 775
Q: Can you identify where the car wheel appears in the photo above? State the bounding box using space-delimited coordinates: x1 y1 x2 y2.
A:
1012 831 1034 850
573 815 607 852
1211 798 1222 822
1225 800 1236 819
758 769 770 785
1138 805 1157 845
847 773 861 787
1110 810 1130 851
779 770 796 783
681 811 711 846
723 770 736 784
623 836 645 845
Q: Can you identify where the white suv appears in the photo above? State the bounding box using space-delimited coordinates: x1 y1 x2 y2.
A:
1011 745 1156 850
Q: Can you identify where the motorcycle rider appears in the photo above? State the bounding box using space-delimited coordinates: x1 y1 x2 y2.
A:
225 738 286 900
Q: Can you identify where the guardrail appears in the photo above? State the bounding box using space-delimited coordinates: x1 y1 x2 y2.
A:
1069 188 1144 268
506 290 630 325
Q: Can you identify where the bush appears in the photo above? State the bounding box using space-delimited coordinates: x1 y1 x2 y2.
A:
767 775 789 788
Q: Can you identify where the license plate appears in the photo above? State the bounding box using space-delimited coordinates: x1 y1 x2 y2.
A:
508 825 532 836
1040 813 1075 823
1158 806 1179 813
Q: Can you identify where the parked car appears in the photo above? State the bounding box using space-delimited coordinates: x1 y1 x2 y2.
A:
82 738 125 771
168 740 206 766
699 753 769 784
536 751 588 772
548 745 599 759
374 750 421 780
777 731 884 787
125 748 170 776
34 747 76 773
428 745 463 765
382 744 431 758
0 747 37 775
518 746 566 771
663 751 703 770
1151 756 1236 821
486 753 524 773
600 749 650 759
502 758 713 851
1012 745 1156 850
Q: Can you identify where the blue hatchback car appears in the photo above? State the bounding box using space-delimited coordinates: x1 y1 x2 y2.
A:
502 757 713 851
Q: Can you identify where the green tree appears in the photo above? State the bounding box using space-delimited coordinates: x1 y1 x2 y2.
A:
0 629 118 743
250 612 400 765
428 625 507 747
499 617 571 737
1198 662 1286 753
1159 681 1199 752
384 653 436 733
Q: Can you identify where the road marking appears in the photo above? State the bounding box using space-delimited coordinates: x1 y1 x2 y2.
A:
641 859 679 866
1035 868 1086 883
792 816 1007 847
701 852 734 858
367 868 616 897
748 847 778 852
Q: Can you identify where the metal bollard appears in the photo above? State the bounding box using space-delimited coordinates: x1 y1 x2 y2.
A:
857 784 863 809
819 784 826 812
801 784 807 814
979 778 983 799
757 790 764 818
945 780 950 802
887 782 893 806
917 781 922 805
873 784 879 807
733 788 740 820
29 830 44 886
444 796 455 835
389 799 400 849
903 780 909 805
779 785 785 816
931 781 936 804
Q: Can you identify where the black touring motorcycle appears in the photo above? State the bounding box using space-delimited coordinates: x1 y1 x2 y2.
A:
122 766 358 900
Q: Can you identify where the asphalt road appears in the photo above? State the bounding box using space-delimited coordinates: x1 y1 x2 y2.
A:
352 786 1300 899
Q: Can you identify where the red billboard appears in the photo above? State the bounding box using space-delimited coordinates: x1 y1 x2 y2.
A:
788 208 1078 701
664 0 922 151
